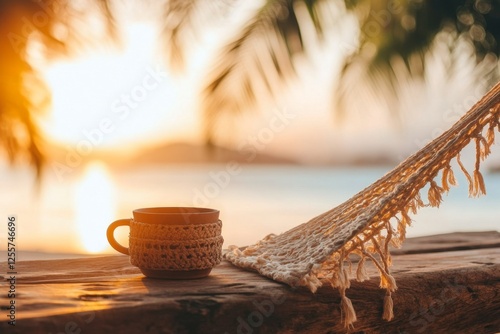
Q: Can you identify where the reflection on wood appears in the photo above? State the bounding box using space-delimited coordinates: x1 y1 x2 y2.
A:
1 232 499 333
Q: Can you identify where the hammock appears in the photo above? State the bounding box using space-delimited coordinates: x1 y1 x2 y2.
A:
224 81 500 329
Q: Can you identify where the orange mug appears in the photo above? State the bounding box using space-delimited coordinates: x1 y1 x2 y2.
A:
107 207 223 279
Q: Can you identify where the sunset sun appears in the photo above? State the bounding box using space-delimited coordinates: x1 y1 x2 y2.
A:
39 22 195 155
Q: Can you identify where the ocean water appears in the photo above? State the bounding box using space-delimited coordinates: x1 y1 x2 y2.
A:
1 162 499 259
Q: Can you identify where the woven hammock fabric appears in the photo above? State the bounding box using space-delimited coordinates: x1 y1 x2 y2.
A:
224 81 500 328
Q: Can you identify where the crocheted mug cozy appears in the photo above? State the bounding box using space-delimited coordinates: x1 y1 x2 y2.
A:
129 219 223 271
107 207 223 278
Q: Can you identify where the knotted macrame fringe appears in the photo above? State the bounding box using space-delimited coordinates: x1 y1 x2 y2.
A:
224 82 500 330
340 290 357 329
328 251 358 328
383 291 394 321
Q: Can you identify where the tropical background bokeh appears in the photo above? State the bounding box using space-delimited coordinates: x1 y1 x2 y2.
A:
1 0 500 257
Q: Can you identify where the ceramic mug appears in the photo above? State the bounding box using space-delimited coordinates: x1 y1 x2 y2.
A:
106 207 223 279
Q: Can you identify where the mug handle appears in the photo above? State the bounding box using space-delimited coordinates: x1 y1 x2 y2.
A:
106 219 131 255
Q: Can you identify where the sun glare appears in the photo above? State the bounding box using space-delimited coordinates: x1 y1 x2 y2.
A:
39 22 196 153
74 161 116 253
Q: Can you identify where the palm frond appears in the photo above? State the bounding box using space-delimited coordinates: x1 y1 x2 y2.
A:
345 0 500 72
199 0 324 144
0 0 117 177
161 0 198 71
336 0 500 119
161 0 240 71
165 0 500 144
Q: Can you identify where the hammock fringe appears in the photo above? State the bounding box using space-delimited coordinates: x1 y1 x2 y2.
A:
340 292 357 329
383 292 394 321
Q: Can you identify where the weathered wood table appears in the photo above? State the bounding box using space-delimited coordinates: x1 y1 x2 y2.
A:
1 232 499 334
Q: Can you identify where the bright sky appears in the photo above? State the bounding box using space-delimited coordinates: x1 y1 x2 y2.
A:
36 5 491 166
39 22 201 155
36 1 259 157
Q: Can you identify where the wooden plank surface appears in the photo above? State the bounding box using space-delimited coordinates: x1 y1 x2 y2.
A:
1 232 499 334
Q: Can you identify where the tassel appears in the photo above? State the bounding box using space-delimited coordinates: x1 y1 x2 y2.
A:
380 272 398 291
473 170 487 197
340 290 357 328
471 140 487 197
442 165 457 192
331 254 351 289
427 181 443 207
356 257 370 282
447 166 457 186
383 292 394 321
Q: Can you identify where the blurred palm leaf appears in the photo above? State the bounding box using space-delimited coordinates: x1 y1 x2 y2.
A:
163 0 324 144
0 0 116 177
338 0 500 117
162 0 500 143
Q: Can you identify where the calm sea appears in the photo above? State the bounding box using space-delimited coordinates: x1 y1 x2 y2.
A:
1 162 499 260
